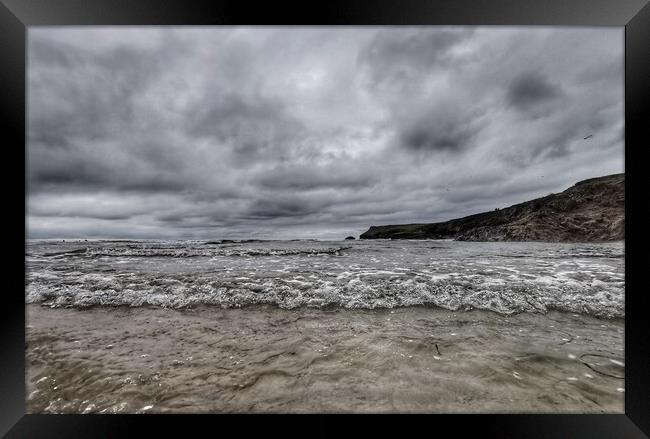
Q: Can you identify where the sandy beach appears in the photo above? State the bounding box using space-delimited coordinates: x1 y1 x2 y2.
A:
26 304 624 413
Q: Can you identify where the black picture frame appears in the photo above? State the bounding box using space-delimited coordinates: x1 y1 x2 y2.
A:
2 0 649 437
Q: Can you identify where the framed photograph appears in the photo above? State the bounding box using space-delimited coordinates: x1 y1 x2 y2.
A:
2 0 649 437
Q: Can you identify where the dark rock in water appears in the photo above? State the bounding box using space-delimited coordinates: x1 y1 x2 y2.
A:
205 239 266 245
345 236 356 240
360 173 624 242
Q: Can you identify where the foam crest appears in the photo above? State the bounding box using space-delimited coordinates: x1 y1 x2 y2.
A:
26 274 623 318
39 245 352 258
26 240 624 318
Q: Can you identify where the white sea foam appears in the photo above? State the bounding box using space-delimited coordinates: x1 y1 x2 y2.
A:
25 240 624 317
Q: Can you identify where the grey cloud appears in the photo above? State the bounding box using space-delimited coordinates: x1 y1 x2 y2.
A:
506 71 562 111
399 107 482 152
28 31 202 195
28 147 109 188
255 164 377 191
30 206 136 221
191 93 297 139
189 92 305 164
28 138 196 194
359 28 475 91
28 35 177 144
244 195 332 220
506 97 618 164
27 27 623 239
357 28 485 155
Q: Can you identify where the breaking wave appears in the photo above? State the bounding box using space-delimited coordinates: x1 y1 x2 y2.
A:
26 240 624 318
41 245 352 258
26 273 623 318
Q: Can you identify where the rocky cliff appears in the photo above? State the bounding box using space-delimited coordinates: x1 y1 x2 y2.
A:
360 173 624 242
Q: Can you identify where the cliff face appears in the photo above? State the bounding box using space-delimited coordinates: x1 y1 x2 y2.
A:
360 173 624 242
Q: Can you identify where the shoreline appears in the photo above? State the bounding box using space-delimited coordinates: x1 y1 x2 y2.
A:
26 304 624 413
28 301 627 322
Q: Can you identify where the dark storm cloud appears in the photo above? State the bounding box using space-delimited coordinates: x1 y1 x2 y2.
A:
506 71 563 111
255 164 377 190
189 92 304 164
398 105 483 153
27 27 623 239
245 198 322 219
28 30 202 195
357 28 485 155
28 35 177 144
359 28 475 90
192 94 292 137
28 137 195 194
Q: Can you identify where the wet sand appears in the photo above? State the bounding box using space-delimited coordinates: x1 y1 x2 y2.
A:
26 304 624 413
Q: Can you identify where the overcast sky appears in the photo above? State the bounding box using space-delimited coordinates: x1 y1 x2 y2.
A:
27 27 623 240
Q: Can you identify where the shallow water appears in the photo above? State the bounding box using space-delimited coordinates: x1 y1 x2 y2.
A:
26 305 624 413
25 239 624 413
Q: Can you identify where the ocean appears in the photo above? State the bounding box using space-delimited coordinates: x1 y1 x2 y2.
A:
25 239 625 413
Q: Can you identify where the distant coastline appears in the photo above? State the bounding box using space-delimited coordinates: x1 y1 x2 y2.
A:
360 173 624 242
